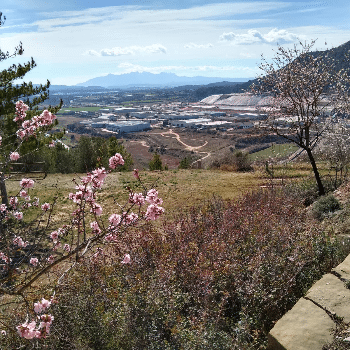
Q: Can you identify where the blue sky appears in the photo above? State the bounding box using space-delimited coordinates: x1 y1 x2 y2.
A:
1 0 349 85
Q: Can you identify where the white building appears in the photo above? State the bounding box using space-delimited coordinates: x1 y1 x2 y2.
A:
106 120 151 133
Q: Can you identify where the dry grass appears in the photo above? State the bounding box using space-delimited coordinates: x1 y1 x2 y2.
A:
5 160 334 220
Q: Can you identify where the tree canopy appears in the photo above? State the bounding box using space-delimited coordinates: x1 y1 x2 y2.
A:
253 40 350 195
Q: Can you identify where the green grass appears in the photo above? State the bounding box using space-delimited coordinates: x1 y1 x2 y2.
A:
57 106 109 114
250 143 299 161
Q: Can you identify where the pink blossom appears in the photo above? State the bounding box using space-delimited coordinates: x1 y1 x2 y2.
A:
0 136 2 146
34 298 51 314
10 152 20 161
0 204 7 212
105 234 117 242
14 101 29 122
109 153 124 169
121 254 131 264
48 141 55 148
145 204 164 221
9 197 18 207
0 252 9 263
133 168 139 179
30 257 39 266
20 178 34 188
17 320 40 339
50 231 59 243
90 221 101 235
1 330 6 336
129 192 145 206
63 244 70 252
38 314 54 336
123 212 138 225
92 167 107 182
19 190 27 198
41 203 50 211
47 255 55 264
145 189 163 205
13 211 23 220
109 213 122 226
90 203 102 216
13 236 28 247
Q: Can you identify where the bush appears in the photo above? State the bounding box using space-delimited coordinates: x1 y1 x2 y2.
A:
149 152 163 171
178 157 192 169
312 194 341 220
36 188 350 349
211 151 253 172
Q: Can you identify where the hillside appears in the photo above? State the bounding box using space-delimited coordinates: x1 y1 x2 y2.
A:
195 39 350 101
76 72 250 88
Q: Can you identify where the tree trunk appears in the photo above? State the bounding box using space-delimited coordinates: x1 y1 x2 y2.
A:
0 172 8 207
306 147 325 196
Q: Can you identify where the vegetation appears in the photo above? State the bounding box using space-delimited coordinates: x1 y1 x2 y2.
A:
19 136 133 174
211 151 253 172
149 152 163 171
1 21 350 348
178 156 192 169
1 185 347 349
312 194 341 220
253 40 350 196
0 13 62 205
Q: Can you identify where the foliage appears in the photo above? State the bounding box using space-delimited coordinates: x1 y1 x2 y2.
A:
149 152 163 171
18 188 350 349
178 156 192 169
211 151 252 172
253 40 350 195
317 119 350 183
0 18 62 206
19 135 134 174
312 194 341 220
0 17 163 345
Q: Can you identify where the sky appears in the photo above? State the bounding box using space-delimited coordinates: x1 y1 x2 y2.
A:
1 0 350 85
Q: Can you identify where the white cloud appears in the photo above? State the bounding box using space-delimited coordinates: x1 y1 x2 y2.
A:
184 43 213 49
87 44 167 57
117 62 258 75
220 28 299 45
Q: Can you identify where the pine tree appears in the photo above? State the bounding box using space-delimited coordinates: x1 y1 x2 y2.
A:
0 13 62 204
149 152 163 171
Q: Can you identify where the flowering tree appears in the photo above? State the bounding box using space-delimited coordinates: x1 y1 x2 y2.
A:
253 40 350 195
317 118 350 183
0 16 164 342
0 103 165 341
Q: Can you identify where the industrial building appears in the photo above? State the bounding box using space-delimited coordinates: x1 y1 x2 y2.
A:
105 120 151 133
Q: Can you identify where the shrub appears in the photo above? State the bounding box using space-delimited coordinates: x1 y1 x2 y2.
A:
36 188 350 349
149 152 163 171
211 151 253 172
178 156 192 169
312 194 341 220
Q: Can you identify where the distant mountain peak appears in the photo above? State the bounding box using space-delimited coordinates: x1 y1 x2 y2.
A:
76 72 251 88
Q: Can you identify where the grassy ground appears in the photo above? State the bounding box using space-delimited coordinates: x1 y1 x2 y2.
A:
249 143 299 161
57 107 108 114
6 169 265 219
6 160 334 222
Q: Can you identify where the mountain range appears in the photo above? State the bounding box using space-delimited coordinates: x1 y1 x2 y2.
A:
76 72 251 88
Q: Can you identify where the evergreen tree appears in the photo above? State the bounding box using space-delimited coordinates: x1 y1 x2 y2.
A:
0 14 62 204
107 136 133 171
149 152 163 171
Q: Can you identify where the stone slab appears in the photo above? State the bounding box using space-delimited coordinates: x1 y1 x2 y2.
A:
267 297 334 350
332 253 350 281
305 273 350 323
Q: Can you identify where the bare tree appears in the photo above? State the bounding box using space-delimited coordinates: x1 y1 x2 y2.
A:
253 40 350 195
